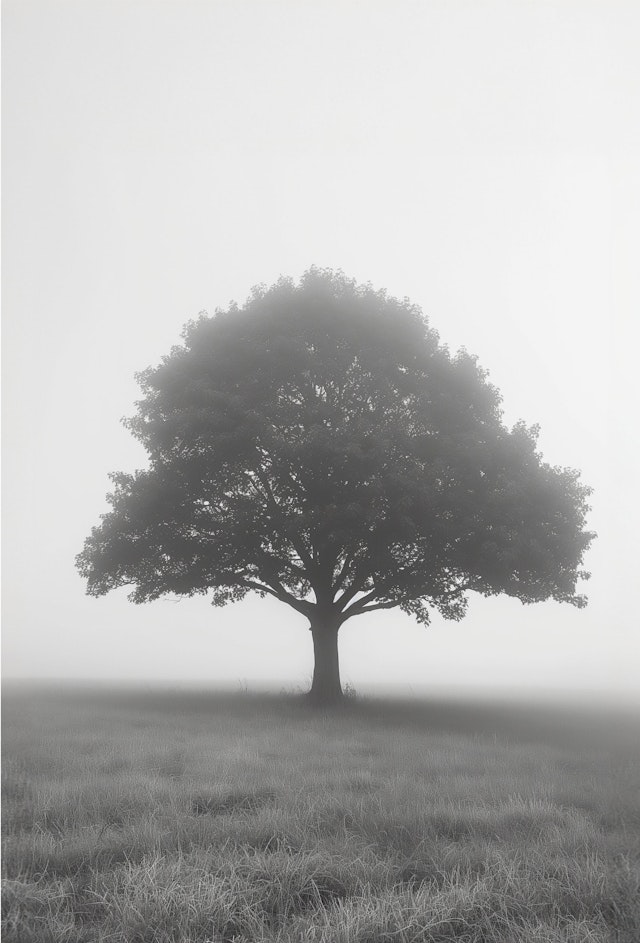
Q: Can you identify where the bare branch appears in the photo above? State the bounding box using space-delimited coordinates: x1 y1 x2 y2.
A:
343 600 398 619
237 578 313 617
331 549 362 597
334 561 371 609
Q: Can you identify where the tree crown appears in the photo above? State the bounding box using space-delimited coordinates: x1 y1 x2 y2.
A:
77 268 594 627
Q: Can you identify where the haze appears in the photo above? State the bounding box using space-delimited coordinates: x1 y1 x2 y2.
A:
3 0 639 703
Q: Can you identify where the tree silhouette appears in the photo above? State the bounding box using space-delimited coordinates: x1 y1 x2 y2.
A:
77 269 594 702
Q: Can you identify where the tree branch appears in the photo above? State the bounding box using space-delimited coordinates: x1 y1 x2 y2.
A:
331 549 362 597
237 578 313 617
343 600 398 619
334 561 371 609
256 548 307 583
342 578 471 621
253 466 315 573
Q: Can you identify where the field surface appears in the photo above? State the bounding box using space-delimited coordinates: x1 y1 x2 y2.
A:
2 684 639 943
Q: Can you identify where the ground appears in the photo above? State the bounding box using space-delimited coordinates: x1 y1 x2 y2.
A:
2 684 639 942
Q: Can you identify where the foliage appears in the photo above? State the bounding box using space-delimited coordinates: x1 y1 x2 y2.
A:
77 268 594 643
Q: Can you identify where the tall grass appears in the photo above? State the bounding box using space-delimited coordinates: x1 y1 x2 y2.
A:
2 684 639 942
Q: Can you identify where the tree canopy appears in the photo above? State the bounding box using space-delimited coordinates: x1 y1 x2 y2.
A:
77 269 594 702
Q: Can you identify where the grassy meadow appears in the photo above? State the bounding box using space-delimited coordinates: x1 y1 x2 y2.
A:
2 683 639 943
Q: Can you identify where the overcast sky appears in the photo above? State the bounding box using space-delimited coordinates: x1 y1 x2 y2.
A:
3 0 639 701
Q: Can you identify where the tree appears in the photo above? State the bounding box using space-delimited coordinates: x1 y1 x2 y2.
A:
77 269 594 703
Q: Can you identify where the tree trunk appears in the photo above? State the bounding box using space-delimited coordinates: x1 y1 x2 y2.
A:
309 618 342 704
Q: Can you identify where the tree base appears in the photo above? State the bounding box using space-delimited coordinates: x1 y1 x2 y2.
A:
306 686 344 708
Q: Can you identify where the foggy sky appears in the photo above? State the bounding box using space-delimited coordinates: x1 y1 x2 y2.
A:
3 0 639 701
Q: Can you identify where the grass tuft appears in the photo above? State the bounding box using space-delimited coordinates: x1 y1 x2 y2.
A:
190 787 277 816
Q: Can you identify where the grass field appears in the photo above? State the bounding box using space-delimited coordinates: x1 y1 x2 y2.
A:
2 684 639 942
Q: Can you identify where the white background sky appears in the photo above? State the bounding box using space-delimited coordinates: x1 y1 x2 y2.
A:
3 0 639 701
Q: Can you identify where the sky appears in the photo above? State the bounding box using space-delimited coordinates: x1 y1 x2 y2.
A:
3 0 639 702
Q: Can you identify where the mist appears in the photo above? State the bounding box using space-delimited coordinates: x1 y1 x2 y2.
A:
3 0 639 704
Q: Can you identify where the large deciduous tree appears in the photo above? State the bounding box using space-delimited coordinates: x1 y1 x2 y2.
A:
77 269 593 703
